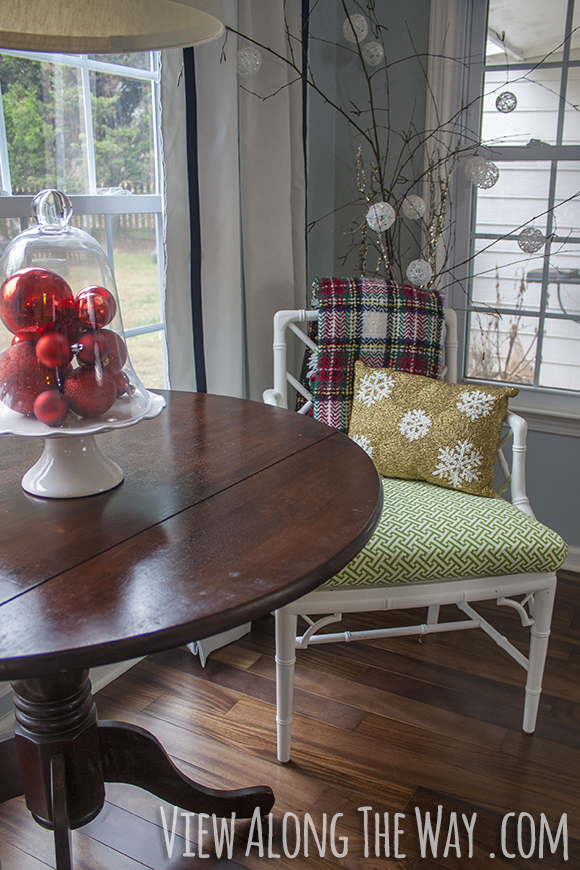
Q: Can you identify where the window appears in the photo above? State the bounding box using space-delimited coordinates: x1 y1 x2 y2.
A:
0 50 166 389
464 0 580 408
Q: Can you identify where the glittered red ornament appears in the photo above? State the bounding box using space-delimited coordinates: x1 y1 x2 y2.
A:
63 366 116 418
0 341 59 415
76 285 116 329
33 390 69 426
76 330 109 366
100 328 127 372
35 332 73 368
0 267 74 335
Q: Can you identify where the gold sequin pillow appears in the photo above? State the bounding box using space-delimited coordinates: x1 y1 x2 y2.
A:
348 362 519 497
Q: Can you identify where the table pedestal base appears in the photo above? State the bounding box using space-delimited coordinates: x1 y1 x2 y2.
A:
0 670 274 870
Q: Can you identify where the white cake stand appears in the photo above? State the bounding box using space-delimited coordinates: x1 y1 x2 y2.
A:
0 390 166 498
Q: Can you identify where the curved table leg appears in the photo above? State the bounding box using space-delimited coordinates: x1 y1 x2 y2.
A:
98 720 275 817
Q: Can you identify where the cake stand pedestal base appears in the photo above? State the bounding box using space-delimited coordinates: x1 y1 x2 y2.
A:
22 434 123 499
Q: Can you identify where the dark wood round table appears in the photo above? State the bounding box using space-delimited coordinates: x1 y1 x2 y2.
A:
0 391 382 869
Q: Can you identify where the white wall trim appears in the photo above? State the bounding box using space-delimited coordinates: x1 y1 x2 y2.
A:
564 546 580 574
509 400 580 438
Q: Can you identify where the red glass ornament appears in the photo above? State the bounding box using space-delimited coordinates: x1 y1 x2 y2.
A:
35 332 73 368
0 341 59 415
33 390 69 426
0 267 74 335
115 370 130 397
100 328 128 372
76 331 109 366
76 285 116 329
12 328 39 345
63 366 116 418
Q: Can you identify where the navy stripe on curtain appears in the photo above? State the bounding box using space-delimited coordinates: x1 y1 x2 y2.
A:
182 46 207 393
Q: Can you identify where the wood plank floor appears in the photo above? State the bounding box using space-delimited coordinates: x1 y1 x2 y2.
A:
1 570 579 869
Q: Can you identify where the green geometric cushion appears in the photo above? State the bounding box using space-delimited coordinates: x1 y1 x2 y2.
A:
323 477 568 589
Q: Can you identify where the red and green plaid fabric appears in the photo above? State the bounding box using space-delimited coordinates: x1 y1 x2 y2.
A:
309 277 445 432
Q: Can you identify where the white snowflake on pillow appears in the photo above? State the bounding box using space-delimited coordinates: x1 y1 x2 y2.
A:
399 409 432 441
352 433 373 457
456 390 496 421
356 370 395 407
433 439 483 487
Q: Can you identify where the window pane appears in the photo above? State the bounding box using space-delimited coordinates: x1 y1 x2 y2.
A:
112 214 161 331
127 332 165 390
471 237 543 310
474 161 551 235
486 0 568 65
88 53 152 71
562 67 580 144
90 70 156 192
541 242 580 315
554 161 580 234
481 68 562 146
0 56 89 194
539 318 580 389
466 310 538 385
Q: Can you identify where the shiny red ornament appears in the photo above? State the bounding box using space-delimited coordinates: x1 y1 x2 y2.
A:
0 341 59 415
76 330 109 366
76 285 116 329
115 370 130 397
100 328 127 372
35 332 73 368
33 390 69 426
0 267 74 335
63 366 116 418
12 328 38 345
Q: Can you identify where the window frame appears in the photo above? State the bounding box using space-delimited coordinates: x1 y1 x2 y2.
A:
0 49 167 382
449 0 580 432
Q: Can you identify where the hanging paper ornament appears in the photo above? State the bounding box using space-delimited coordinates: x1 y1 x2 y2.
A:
343 14 368 43
366 201 395 232
362 41 384 66
464 156 487 184
406 259 433 286
402 195 426 220
495 91 517 113
236 47 262 77
517 227 545 253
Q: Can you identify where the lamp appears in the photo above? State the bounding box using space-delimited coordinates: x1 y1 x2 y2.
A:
0 0 224 53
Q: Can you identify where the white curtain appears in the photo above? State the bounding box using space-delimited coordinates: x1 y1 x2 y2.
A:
161 0 306 400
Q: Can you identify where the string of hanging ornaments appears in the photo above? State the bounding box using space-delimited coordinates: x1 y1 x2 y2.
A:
342 12 384 65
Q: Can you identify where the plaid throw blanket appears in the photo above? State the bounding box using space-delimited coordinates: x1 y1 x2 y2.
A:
309 277 445 432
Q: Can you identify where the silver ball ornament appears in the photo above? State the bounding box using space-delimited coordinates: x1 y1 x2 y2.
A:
464 156 487 183
343 14 368 43
517 227 545 253
476 161 500 189
495 91 517 113
362 41 384 66
366 201 395 232
402 195 426 220
237 47 262 77
406 259 433 286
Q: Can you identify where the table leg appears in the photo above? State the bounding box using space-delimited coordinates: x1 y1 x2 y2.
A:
5 670 274 870
99 720 275 817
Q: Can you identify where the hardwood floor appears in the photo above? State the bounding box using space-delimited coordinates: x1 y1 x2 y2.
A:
1 570 579 869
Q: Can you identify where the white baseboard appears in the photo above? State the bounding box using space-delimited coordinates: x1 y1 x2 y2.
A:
0 657 142 736
564 546 580 575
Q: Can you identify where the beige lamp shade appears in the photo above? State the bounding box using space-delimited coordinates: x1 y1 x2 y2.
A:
0 0 225 53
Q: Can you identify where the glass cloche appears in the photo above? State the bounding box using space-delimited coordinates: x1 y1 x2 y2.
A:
0 189 164 497
0 189 153 429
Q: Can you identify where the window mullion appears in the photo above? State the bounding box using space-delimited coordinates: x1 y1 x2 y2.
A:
0 85 11 194
80 55 97 195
